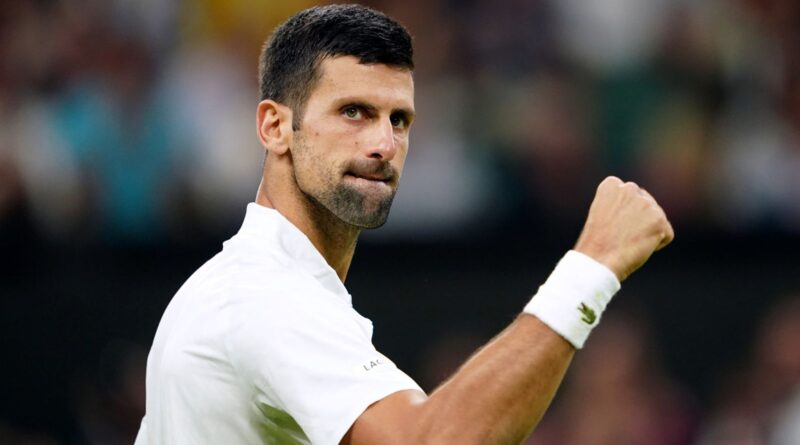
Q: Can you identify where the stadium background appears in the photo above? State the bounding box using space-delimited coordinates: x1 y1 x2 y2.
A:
1 0 799 443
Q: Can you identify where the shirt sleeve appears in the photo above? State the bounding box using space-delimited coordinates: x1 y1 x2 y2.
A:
227 277 423 445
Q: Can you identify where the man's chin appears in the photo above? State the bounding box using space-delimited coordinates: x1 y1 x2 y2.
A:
340 203 392 229
329 185 395 229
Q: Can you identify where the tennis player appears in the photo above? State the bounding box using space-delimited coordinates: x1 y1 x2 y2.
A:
135 4 673 445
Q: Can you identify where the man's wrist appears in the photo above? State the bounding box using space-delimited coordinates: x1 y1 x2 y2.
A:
522 250 621 349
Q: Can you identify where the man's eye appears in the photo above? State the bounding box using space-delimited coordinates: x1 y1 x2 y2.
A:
343 107 362 119
390 114 406 129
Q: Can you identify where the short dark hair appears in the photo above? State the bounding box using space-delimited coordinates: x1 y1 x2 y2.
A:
259 4 414 129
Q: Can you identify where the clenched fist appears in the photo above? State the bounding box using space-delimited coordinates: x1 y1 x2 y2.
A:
574 176 674 282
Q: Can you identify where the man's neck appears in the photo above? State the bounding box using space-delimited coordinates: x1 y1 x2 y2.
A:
256 180 359 282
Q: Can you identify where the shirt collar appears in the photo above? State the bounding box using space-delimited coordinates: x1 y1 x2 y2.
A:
236 202 352 305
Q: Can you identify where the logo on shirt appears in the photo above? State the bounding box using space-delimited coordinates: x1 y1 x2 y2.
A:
355 355 395 375
578 303 597 325
362 358 385 371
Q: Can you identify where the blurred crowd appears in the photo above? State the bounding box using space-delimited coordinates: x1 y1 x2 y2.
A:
415 296 800 445
535 297 800 445
1 0 799 244
2 0 800 444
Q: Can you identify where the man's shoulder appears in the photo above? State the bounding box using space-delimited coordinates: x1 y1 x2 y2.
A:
193 238 337 307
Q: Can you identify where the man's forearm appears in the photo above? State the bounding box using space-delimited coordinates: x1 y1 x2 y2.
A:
414 314 574 445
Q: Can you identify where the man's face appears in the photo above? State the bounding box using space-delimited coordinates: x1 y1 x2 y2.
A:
290 56 415 229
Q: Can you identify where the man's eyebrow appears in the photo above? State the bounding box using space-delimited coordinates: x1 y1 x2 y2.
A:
393 107 416 123
333 97 373 110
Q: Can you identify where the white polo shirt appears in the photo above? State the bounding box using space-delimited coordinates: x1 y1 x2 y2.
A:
135 203 422 445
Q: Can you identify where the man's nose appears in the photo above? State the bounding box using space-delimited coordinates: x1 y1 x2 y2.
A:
367 118 397 161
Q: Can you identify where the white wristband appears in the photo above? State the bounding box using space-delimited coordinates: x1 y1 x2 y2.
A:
523 250 621 349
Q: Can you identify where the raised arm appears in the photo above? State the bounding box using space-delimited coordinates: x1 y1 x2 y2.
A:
342 176 674 445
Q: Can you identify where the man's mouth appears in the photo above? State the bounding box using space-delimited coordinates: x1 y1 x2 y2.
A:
343 159 397 188
343 170 396 193
345 172 391 182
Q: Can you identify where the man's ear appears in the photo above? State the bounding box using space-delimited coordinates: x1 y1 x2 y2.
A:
257 100 294 156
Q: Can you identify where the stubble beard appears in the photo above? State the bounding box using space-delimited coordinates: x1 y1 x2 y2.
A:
323 181 396 229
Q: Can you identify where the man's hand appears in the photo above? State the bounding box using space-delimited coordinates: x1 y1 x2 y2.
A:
574 176 674 282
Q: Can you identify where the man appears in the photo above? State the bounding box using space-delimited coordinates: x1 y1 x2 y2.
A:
135 4 673 445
